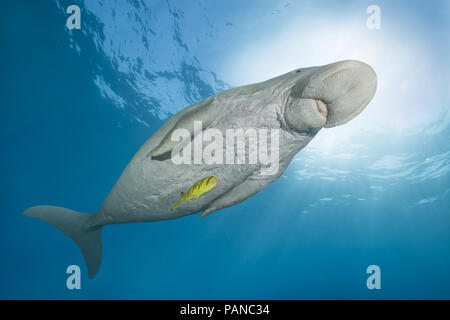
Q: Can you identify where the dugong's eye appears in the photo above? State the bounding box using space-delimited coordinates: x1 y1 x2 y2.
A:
295 69 302 73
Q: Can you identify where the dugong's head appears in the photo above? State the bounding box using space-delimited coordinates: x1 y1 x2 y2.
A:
283 60 377 132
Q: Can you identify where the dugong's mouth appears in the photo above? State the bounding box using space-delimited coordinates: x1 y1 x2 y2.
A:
300 60 377 128
315 99 328 118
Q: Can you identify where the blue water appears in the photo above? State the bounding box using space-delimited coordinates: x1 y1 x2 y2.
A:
1 0 449 299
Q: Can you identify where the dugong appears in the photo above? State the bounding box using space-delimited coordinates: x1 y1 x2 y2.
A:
24 60 377 278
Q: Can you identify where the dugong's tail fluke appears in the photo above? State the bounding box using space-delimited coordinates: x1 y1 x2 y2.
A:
23 205 102 278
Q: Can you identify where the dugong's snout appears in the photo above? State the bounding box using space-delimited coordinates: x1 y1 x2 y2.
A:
300 60 377 128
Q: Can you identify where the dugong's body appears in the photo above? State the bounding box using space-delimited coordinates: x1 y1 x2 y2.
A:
24 60 377 278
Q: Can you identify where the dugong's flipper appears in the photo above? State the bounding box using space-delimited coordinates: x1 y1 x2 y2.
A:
23 206 102 278
150 96 218 157
200 178 271 217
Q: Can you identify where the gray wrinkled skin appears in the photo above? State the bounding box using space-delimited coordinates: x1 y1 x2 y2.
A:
92 60 377 227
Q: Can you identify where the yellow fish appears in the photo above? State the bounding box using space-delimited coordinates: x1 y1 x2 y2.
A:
171 176 218 211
